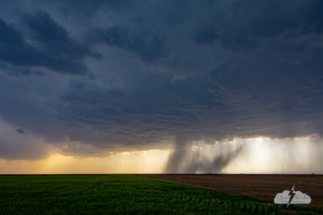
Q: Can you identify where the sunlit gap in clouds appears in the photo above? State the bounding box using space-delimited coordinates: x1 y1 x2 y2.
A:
165 135 323 174
225 135 323 174
0 150 171 174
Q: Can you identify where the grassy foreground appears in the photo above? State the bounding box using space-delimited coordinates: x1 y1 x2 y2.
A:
0 175 281 215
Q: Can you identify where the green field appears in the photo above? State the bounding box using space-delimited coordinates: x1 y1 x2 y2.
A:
0 175 282 214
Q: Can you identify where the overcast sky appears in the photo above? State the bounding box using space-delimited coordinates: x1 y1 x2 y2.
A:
0 0 323 173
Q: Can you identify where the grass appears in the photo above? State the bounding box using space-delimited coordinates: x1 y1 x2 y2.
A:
0 175 282 215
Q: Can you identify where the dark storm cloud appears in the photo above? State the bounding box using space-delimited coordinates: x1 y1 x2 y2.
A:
0 11 100 76
190 1 323 51
0 0 323 172
58 0 133 18
85 21 167 63
22 11 102 61
191 25 219 45
0 63 44 78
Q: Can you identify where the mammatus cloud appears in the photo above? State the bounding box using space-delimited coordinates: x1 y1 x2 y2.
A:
0 1 322 174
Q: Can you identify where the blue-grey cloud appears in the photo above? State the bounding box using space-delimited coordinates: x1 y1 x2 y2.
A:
23 11 102 61
0 63 44 78
191 25 219 45
85 20 167 63
0 11 101 76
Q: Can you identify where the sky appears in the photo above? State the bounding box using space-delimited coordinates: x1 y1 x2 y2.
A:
0 0 323 174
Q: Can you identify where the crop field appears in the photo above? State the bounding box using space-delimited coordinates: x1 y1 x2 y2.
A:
0 175 285 215
142 174 323 206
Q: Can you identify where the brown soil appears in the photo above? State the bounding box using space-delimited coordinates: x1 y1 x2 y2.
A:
140 174 323 206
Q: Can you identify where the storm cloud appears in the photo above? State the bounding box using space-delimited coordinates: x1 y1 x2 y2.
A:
0 11 101 76
0 0 323 173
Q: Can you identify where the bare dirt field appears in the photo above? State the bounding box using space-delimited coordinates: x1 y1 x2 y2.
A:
140 174 323 206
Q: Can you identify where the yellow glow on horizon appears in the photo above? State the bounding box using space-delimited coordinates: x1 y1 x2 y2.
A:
0 150 171 174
